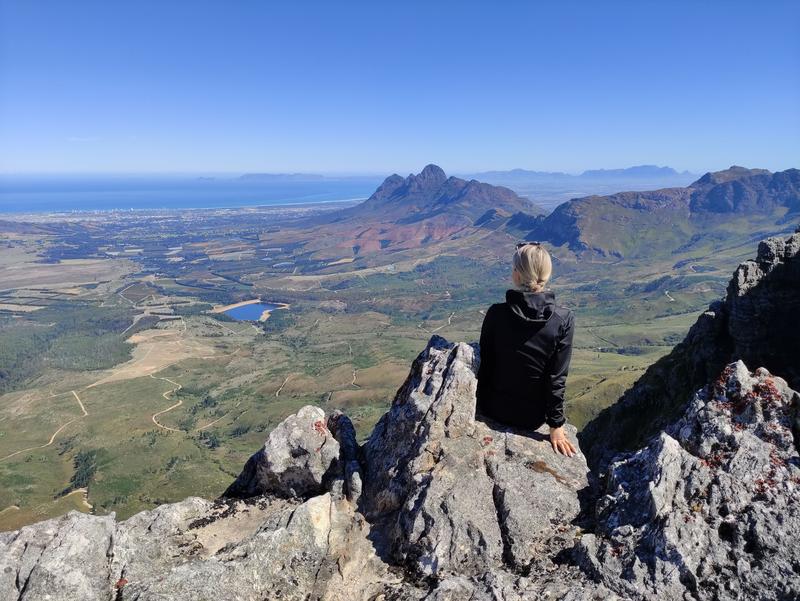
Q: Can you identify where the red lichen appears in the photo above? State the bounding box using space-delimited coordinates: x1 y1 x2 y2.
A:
753 378 782 405
769 450 787 469
700 452 726 470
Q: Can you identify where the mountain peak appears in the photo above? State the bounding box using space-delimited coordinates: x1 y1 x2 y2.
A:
691 165 772 187
409 164 447 188
333 165 542 238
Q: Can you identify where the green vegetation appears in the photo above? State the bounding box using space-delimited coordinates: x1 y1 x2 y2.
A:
59 449 98 496
0 304 136 393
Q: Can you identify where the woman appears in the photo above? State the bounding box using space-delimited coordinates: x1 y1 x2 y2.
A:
476 242 577 457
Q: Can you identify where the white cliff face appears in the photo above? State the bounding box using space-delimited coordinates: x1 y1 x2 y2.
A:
1 233 800 601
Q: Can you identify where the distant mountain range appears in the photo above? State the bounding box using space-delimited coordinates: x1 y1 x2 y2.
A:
464 165 698 210
238 173 328 182
302 163 798 260
526 166 800 257
467 164 694 182
238 165 693 184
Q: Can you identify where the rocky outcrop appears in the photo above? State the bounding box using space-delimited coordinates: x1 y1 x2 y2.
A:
581 231 800 471
224 405 363 503
0 336 607 601
578 361 800 601
1 493 400 601
361 336 592 588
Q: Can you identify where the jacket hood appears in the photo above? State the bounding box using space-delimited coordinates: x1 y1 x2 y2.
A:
505 288 556 322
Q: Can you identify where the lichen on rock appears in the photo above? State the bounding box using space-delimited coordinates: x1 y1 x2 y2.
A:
578 361 800 601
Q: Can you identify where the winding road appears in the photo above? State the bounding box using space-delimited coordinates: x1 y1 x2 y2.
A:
0 390 88 462
149 374 184 432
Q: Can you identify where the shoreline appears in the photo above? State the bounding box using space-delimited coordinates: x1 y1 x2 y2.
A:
0 197 365 219
259 303 290 321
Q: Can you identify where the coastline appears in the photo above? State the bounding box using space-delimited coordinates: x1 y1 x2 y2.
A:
0 198 364 220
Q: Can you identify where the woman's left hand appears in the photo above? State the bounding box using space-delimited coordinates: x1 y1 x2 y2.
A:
549 426 577 457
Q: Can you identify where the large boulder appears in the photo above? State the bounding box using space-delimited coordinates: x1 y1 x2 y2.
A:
362 335 592 585
223 405 342 499
578 361 800 601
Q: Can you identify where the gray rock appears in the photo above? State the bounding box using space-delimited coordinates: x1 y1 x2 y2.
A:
578 361 800 601
119 493 396 601
0 492 403 601
581 231 800 471
327 410 363 503
0 511 115 601
223 405 341 499
362 335 590 582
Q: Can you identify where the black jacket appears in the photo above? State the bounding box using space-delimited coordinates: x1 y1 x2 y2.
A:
476 289 574 429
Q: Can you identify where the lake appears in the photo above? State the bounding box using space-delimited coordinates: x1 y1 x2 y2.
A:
223 302 284 321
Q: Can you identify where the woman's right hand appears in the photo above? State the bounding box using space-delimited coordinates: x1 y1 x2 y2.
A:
549 426 577 457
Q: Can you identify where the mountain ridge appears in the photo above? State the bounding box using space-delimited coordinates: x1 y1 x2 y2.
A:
468 164 694 181
337 163 544 224
527 166 800 257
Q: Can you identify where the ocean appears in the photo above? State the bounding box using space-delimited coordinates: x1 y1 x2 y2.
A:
0 175 384 214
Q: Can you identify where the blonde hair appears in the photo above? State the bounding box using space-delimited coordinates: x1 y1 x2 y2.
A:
513 244 552 293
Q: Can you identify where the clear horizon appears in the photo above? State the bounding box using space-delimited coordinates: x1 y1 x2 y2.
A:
1 1 798 174
2 163 788 179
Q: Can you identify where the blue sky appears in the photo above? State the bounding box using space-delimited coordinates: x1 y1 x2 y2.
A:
1 0 798 175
